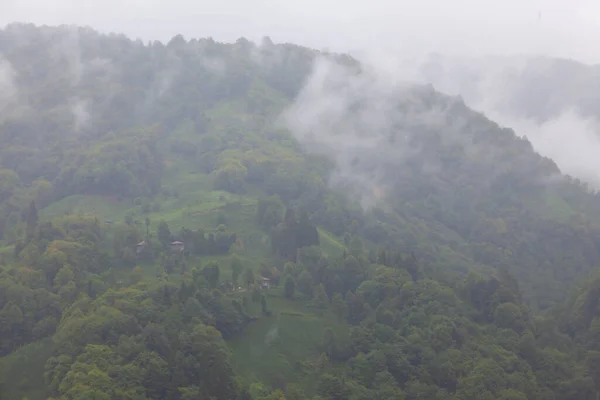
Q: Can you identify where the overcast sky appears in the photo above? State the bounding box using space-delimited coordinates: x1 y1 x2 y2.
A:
1 0 600 64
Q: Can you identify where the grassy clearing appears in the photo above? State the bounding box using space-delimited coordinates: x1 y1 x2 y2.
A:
40 194 131 222
318 229 345 258
38 165 342 268
228 290 349 389
0 245 12 258
541 194 577 223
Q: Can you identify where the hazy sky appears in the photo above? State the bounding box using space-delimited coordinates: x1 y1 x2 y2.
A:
1 0 600 63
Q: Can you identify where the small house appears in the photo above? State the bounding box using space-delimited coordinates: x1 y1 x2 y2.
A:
136 240 147 254
259 276 271 290
170 241 185 252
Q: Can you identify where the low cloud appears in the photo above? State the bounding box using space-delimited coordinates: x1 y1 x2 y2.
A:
493 109 600 189
201 56 227 77
281 57 393 208
415 54 600 189
280 56 478 208
0 55 18 110
281 52 597 209
49 25 85 86
70 97 90 132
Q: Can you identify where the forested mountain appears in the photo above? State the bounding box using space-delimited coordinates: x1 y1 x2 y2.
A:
1 23 600 400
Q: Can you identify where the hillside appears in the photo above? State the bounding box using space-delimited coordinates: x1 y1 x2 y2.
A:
283 55 600 309
1 23 600 400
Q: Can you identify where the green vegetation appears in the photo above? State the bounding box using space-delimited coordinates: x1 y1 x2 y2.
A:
1 23 600 400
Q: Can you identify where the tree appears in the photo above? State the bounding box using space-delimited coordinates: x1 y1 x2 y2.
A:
322 328 337 359
270 207 319 261
261 295 268 315
331 293 347 322
256 195 284 229
231 255 243 287
345 291 367 325
297 270 313 297
145 217 150 238
493 302 525 333
0 169 19 202
25 200 38 240
313 284 329 310
284 276 296 299
182 298 214 325
348 235 364 259
252 286 261 302
586 350 600 393
202 262 220 288
54 265 75 287
157 220 172 247
283 262 297 277
405 251 420 281
124 213 134 225
87 279 96 299
296 209 320 248
244 267 255 288
213 161 248 194
131 265 143 284
318 373 349 400
177 323 237 399
375 304 395 326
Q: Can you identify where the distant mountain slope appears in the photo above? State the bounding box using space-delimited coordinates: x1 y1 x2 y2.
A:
415 53 600 189
418 53 600 122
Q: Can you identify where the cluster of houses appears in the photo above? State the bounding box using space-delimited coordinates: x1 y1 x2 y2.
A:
134 239 273 291
136 240 185 254
217 277 271 294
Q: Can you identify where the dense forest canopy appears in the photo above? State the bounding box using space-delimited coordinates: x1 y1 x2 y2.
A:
1 23 600 400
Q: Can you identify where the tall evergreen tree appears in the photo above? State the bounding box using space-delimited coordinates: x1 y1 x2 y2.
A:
25 200 38 240
157 220 172 247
